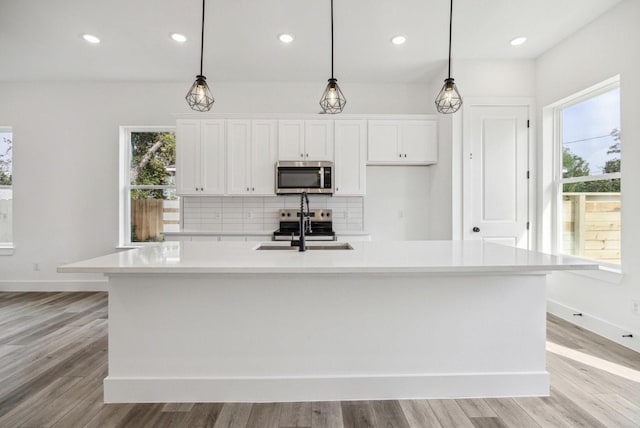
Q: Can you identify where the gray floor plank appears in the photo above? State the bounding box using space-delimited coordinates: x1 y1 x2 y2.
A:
1 292 640 428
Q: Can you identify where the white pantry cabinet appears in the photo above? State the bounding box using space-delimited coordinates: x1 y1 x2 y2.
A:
367 120 438 164
334 120 367 196
278 120 334 161
176 119 226 195
226 120 277 195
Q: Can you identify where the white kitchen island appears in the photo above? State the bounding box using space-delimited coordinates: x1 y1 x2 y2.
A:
58 240 596 403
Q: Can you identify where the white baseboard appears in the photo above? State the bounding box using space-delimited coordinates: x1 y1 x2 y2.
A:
104 373 550 403
547 300 640 353
0 279 107 292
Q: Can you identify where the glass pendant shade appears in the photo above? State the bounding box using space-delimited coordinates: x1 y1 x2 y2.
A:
319 78 346 114
186 75 214 112
435 77 462 114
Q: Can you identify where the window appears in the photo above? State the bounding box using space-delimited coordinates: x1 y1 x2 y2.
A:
119 127 179 246
0 127 12 251
555 81 621 266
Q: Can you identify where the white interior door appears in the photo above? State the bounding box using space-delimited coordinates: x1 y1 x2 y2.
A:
464 105 529 248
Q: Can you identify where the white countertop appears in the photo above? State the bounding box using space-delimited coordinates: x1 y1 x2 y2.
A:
164 230 370 236
58 240 597 275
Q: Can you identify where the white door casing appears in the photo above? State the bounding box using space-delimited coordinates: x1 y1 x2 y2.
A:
463 104 530 248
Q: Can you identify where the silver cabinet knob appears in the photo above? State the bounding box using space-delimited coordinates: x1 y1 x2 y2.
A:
252 187 255 191
398 153 402 158
300 153 304 158
473 227 480 233
404 154 407 158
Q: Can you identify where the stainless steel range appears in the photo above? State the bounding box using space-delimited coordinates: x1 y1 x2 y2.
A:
272 209 336 241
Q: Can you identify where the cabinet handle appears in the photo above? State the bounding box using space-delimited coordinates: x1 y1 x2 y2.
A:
404 154 407 158
252 187 255 191
246 187 250 191
336 187 339 192
398 154 402 158
300 153 304 158
305 153 309 158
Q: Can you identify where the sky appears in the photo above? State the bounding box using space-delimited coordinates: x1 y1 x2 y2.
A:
562 88 620 176
0 132 11 175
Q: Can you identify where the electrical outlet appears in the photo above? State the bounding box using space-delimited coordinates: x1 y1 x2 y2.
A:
632 300 640 316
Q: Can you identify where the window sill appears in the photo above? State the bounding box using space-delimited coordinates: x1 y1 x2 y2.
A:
567 264 623 285
0 246 15 256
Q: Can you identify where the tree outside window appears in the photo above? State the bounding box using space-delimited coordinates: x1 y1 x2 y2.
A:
0 129 12 245
127 130 179 244
559 86 621 265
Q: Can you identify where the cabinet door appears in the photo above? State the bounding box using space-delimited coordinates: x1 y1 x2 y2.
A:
200 120 226 195
251 120 278 195
176 119 201 195
304 120 334 161
403 120 438 163
226 120 251 195
367 120 402 162
334 120 367 196
278 120 305 160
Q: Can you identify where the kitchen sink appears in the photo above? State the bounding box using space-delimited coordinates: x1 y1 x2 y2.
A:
255 243 353 251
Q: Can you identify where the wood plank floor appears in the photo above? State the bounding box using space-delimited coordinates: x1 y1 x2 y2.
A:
1 292 639 427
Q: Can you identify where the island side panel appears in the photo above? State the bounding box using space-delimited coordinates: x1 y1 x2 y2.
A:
105 272 549 402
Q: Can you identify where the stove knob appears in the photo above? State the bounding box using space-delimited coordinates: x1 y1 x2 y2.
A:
287 213 291 217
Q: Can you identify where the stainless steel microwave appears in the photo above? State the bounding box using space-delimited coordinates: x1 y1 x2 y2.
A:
275 161 333 195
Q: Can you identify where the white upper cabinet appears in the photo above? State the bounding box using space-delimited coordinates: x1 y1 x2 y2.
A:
367 119 438 164
304 120 334 161
403 120 438 163
250 120 278 195
278 120 334 161
227 119 277 195
334 120 367 196
278 120 305 161
176 119 225 195
226 120 251 195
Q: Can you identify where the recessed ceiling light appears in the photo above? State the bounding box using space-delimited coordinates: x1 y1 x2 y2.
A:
391 35 407 45
82 34 101 44
171 33 188 43
510 36 527 46
278 33 294 44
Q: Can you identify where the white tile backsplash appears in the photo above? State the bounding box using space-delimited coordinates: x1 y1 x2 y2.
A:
182 196 364 232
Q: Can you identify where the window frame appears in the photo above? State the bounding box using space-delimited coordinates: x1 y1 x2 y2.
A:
550 77 621 271
118 126 177 248
0 126 13 255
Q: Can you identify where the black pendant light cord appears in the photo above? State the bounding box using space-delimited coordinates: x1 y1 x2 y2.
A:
330 0 334 79
447 0 453 79
200 0 205 76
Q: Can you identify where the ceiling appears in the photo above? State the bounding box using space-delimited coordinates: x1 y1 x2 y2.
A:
0 0 622 83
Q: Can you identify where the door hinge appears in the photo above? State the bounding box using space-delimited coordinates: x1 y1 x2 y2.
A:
526 221 530 230
527 119 530 128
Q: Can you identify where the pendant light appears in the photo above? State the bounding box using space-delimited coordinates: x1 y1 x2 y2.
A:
435 0 462 114
186 0 214 112
319 0 346 114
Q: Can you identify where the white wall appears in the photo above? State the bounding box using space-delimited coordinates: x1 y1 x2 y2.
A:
536 0 640 350
0 80 431 289
364 166 430 241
